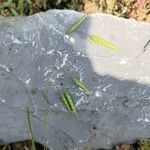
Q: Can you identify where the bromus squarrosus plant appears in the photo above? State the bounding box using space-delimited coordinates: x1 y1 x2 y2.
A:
59 90 76 113
65 14 122 52
65 15 87 35
72 78 90 94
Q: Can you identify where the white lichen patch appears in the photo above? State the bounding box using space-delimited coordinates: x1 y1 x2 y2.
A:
56 72 64 78
48 24 63 35
57 51 63 56
13 39 22 44
11 35 22 44
102 84 112 92
64 35 75 45
69 37 75 44
145 117 150 123
137 109 150 123
0 64 10 72
61 54 69 68
25 78 31 85
47 49 54 55
137 116 150 123
95 91 102 97
55 53 69 69
75 96 88 107
77 52 81 56
38 66 41 71
32 41 36 46
0 98 6 103
44 70 51 76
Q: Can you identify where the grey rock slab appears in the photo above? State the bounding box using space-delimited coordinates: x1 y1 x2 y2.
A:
0 9 150 149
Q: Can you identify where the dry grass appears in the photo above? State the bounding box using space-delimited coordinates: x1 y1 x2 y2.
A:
80 0 150 22
0 140 45 150
0 0 149 22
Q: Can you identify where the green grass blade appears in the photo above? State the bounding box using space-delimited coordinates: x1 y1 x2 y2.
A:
17 0 24 15
59 92 72 112
26 105 36 150
55 0 62 6
89 35 121 52
64 91 76 113
43 0 47 10
27 0 32 5
65 15 87 35
42 109 48 150
43 92 50 104
29 9 33 15
24 146 30 150
11 8 19 16
44 141 48 150
26 0 33 15
73 78 90 94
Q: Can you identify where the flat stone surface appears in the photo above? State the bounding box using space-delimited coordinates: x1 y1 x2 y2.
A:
0 10 150 149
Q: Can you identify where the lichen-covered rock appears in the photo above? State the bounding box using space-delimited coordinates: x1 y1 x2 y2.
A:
0 10 150 150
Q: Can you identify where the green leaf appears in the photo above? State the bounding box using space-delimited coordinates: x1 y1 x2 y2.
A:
65 15 87 35
73 78 90 94
89 35 121 52
26 105 36 150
